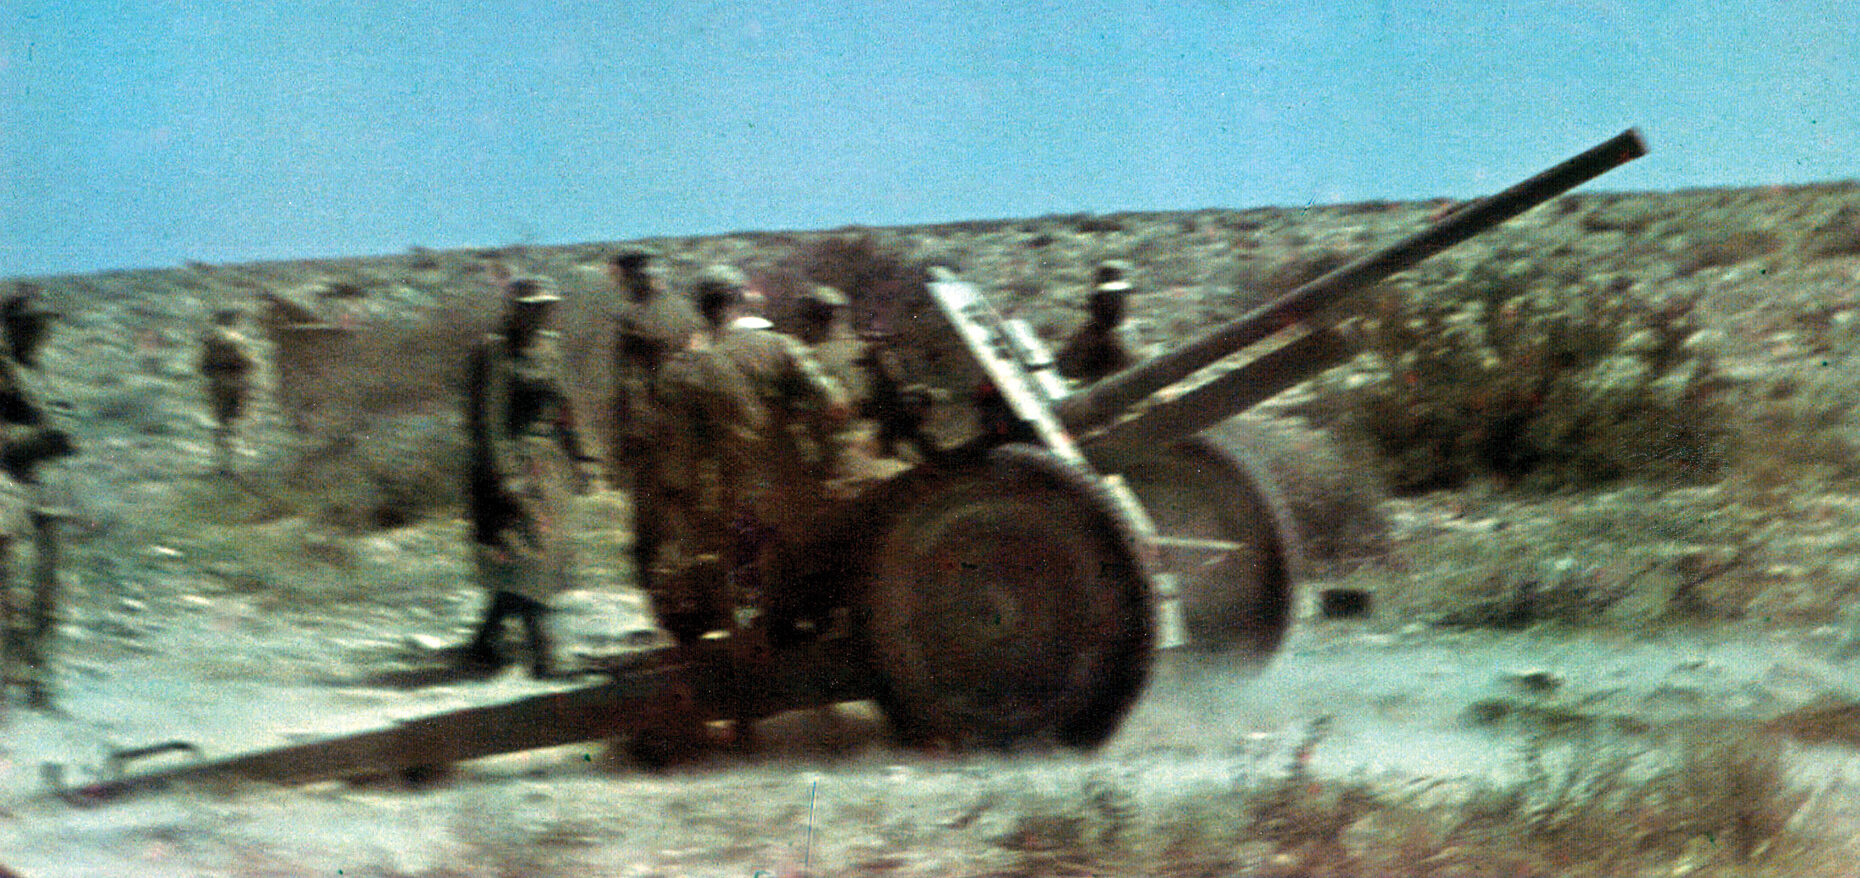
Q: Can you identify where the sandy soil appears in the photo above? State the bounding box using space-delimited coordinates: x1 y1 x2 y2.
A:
4 556 1858 876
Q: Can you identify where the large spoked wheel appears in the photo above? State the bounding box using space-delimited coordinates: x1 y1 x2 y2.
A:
1089 436 1292 658
859 444 1154 751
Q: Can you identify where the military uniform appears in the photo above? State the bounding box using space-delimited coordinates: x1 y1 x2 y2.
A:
198 311 257 473
1055 259 1137 385
608 254 702 615
794 285 907 494
613 290 703 469
1054 322 1133 384
648 271 847 643
463 281 591 676
709 326 848 523
0 291 73 709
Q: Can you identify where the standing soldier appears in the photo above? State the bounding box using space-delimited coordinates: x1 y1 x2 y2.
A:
792 284 865 403
793 284 905 496
1055 259 1137 385
198 307 257 474
0 287 75 709
650 267 848 645
607 247 701 607
460 277 597 678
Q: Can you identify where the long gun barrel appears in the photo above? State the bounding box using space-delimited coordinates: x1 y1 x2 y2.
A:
1057 128 1649 438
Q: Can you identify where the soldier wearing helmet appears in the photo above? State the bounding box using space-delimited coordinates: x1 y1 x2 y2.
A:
606 246 702 606
792 284 906 494
198 307 257 475
0 285 75 709
459 276 596 678
1055 259 1137 385
647 267 848 644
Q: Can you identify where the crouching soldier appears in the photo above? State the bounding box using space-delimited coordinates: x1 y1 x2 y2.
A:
460 277 597 679
0 288 76 709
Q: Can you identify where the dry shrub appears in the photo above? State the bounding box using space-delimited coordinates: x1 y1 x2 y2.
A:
178 414 466 534
1803 204 1860 259
1304 256 1733 492
1352 486 1760 629
1730 305 1860 499
766 233 928 337
1676 228 1783 275
1577 196 1662 234
975 722 1828 877
1237 247 1352 302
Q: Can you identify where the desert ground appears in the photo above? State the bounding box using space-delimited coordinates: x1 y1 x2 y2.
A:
4 181 1860 876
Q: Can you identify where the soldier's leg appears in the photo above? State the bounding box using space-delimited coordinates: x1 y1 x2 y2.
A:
0 535 13 701
212 423 233 474
515 594 555 679
466 590 516 666
25 511 57 708
211 388 242 473
631 479 663 594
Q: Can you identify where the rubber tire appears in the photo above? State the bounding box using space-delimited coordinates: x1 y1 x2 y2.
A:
859 444 1154 751
1090 436 1292 658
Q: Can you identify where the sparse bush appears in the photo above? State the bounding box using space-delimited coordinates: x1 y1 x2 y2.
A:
1676 227 1782 275
1802 204 1860 258
1347 486 1761 628
972 721 1828 877
1304 255 1734 492
1237 247 1352 301
177 414 466 534
768 233 928 336
1732 304 1860 497
1075 215 1124 233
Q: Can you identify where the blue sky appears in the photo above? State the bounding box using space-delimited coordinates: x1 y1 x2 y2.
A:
3 1 1854 277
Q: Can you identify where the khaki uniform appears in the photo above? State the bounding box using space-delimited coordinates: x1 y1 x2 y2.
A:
648 326 845 642
613 292 703 471
709 327 848 528
0 351 69 708
198 324 257 470
465 329 585 603
1054 322 1133 385
805 332 909 494
612 292 702 600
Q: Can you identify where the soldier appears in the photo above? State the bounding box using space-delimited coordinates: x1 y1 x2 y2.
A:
649 267 848 644
793 284 864 398
0 287 75 709
1055 259 1137 384
793 284 907 495
198 307 258 474
607 247 702 603
460 277 597 678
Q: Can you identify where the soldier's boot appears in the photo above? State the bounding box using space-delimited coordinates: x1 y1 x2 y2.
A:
27 511 57 710
518 598 558 679
463 592 513 669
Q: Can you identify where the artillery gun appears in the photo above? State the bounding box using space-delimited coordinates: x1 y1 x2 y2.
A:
44 129 1646 804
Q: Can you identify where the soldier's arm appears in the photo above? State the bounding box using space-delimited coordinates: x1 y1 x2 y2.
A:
778 336 850 423
530 333 598 466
